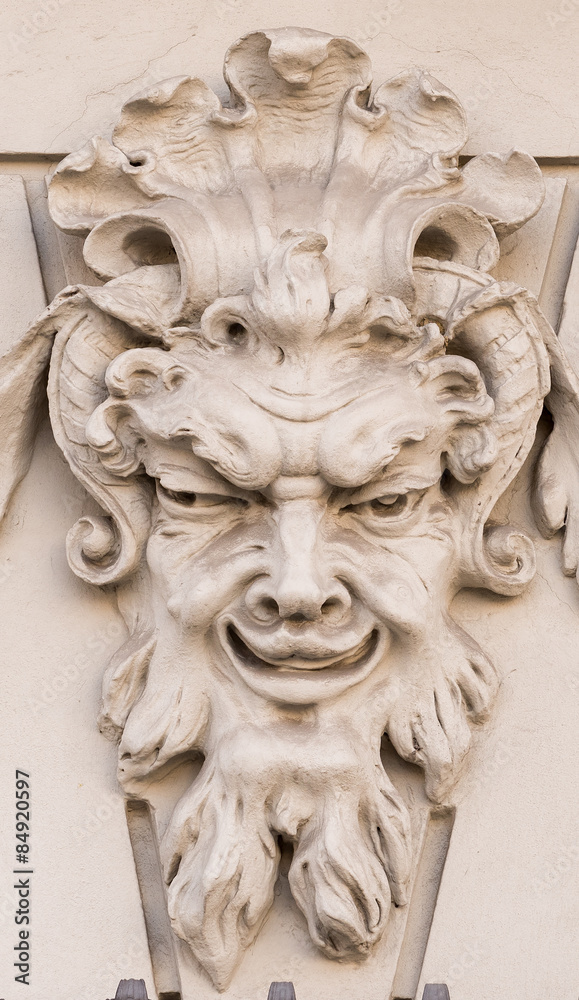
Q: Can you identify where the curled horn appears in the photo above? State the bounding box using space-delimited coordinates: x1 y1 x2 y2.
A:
413 263 551 595
48 296 153 585
388 202 501 306
447 281 551 593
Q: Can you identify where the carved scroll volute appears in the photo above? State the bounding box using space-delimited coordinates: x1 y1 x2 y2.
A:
4 25 579 994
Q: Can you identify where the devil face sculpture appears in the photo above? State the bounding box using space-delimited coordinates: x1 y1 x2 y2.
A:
72 237 545 986
6 26 579 993
89 238 499 717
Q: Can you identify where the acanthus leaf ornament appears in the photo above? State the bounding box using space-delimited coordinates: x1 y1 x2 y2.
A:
2 26 579 991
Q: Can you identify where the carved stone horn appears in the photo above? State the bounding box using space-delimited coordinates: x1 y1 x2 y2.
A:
46 294 153 585
413 261 551 595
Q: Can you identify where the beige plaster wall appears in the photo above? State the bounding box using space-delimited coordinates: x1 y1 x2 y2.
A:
0 0 578 157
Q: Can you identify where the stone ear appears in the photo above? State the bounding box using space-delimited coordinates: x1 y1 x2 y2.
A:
80 264 182 338
0 288 155 587
532 313 579 584
421 355 499 484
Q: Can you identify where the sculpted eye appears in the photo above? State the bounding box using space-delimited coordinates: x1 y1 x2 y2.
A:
340 488 426 528
156 482 248 510
162 487 198 506
369 494 408 516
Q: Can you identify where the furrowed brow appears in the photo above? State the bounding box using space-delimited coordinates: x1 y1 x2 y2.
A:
336 470 442 506
154 459 257 501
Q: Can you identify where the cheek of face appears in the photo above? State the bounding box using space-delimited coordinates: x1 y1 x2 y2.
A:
145 505 271 633
323 499 459 634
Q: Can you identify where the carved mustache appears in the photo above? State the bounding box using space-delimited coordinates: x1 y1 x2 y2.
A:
226 622 378 668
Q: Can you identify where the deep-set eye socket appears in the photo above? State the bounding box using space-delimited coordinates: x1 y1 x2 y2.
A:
369 494 409 516
156 481 249 512
161 486 198 506
339 488 426 529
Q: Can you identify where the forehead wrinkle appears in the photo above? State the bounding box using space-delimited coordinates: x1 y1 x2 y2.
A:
275 418 321 476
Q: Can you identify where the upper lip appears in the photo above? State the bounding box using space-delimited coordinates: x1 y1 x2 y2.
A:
225 623 378 672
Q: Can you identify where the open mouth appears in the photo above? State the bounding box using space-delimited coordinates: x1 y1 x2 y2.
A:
226 624 379 674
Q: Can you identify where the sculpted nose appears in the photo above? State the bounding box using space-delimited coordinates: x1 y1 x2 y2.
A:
274 570 333 622
245 499 351 623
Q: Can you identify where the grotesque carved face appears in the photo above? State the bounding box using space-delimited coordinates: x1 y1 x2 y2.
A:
21 23 578 995
76 233 530 987
96 241 495 712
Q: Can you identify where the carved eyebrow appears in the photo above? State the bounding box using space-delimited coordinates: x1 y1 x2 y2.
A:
156 465 257 502
335 472 441 506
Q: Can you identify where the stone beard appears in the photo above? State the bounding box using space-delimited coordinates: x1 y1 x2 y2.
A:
7 24 579 995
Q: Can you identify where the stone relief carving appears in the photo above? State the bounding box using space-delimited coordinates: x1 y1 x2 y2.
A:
3 25 579 992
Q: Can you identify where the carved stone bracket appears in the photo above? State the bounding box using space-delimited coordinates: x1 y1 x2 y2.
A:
3 25 579 996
